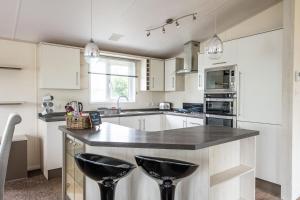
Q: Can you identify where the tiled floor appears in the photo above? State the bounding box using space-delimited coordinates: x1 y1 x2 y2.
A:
4 173 281 200
256 188 280 200
4 174 61 200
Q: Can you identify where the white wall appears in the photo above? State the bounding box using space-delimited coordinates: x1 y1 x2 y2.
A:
0 39 39 170
165 2 283 108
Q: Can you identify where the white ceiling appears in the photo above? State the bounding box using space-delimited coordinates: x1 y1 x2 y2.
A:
0 0 280 58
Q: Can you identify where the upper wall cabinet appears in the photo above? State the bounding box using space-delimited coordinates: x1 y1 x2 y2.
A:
38 43 81 89
165 58 185 92
140 58 164 91
203 40 238 68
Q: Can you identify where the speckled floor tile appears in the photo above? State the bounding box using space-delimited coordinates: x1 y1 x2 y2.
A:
4 174 61 200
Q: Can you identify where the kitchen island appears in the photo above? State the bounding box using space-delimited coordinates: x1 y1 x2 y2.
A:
59 123 259 200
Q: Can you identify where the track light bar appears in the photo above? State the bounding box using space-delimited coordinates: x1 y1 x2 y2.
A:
145 13 197 37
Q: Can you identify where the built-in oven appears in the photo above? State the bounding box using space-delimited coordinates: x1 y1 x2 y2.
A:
204 93 237 116
204 93 237 128
204 65 237 94
205 114 237 128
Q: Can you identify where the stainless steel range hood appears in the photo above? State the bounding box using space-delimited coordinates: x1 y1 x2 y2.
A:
176 41 200 74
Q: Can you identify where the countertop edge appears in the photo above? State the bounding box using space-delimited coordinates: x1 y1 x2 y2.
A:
59 126 259 150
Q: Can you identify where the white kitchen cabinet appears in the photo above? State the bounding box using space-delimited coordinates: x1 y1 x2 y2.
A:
119 115 162 131
237 121 281 184
119 116 142 130
237 30 282 125
186 117 204 127
164 115 186 130
102 117 120 125
198 53 205 90
38 43 81 89
140 58 164 91
203 40 238 68
38 119 64 179
164 115 204 130
150 59 165 91
164 58 185 91
143 115 162 132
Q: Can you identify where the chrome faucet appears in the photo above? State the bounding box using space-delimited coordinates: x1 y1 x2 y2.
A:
117 96 128 114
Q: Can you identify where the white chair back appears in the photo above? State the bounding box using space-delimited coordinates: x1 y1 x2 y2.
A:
0 114 22 200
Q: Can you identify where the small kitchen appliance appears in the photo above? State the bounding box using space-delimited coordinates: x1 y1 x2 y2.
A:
204 65 238 94
159 102 172 111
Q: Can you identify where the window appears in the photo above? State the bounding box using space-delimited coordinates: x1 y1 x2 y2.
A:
89 57 136 103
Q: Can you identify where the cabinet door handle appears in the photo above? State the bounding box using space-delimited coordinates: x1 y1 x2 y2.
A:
143 119 145 131
238 71 242 116
76 72 79 86
198 73 201 88
213 61 227 65
138 119 141 130
190 122 202 126
172 77 175 89
152 77 155 89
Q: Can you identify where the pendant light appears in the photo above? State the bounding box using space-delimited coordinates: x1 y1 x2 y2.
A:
84 0 100 64
205 11 223 60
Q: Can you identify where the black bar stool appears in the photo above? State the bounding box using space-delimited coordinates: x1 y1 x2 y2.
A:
135 155 198 200
75 153 136 200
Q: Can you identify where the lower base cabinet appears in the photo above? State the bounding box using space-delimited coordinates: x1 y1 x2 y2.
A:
164 115 204 130
64 134 85 200
102 114 204 131
237 121 281 185
119 115 162 131
38 120 64 179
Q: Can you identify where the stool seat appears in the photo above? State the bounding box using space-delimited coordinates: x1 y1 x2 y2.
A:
135 155 198 200
75 153 135 200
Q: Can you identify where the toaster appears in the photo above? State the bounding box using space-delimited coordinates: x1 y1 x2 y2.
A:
159 102 172 110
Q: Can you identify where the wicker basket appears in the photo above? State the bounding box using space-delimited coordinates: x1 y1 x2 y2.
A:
66 115 91 129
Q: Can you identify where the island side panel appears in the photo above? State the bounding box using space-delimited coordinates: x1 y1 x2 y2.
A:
209 137 256 200
85 145 210 200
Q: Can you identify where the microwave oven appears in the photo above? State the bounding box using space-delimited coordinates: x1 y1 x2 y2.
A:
204 65 238 94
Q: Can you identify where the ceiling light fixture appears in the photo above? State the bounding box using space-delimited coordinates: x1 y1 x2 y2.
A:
145 13 197 37
205 9 223 59
84 0 100 64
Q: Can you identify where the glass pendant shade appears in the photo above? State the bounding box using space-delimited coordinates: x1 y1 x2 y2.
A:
84 39 100 64
206 34 224 60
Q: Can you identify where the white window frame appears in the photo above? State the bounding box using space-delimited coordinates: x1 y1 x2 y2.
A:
89 57 136 103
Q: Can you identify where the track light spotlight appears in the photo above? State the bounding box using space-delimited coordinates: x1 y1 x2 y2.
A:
176 20 180 27
146 31 150 37
193 14 197 20
162 26 166 33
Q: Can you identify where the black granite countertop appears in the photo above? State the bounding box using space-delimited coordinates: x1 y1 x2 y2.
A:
59 123 258 150
38 110 204 122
